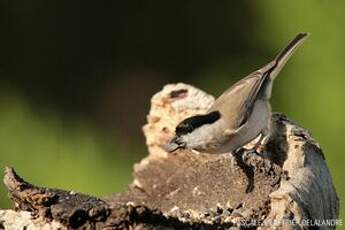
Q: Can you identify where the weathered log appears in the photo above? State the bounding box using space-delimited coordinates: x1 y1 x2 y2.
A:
0 83 339 229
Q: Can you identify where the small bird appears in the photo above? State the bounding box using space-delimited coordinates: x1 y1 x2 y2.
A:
165 33 308 154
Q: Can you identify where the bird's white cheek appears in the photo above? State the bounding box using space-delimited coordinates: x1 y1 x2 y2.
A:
183 133 206 150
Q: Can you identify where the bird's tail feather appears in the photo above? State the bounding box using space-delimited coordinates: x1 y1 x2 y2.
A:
270 32 309 80
258 32 308 99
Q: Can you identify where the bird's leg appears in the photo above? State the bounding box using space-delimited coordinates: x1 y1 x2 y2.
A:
241 127 272 163
254 134 269 154
232 148 257 166
254 121 271 157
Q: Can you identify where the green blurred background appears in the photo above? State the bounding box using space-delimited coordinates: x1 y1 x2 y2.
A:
0 0 344 227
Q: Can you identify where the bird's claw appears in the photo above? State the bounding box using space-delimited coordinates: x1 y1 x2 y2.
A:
255 143 266 154
241 149 260 164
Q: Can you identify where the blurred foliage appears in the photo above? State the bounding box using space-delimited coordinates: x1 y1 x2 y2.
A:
0 0 344 227
0 89 139 208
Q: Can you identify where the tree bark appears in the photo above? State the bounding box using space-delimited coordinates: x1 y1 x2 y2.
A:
0 83 339 229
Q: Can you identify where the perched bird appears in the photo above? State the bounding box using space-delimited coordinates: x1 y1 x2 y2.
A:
165 33 308 154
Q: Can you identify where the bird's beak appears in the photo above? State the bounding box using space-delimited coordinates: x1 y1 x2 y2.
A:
164 137 184 153
164 141 180 153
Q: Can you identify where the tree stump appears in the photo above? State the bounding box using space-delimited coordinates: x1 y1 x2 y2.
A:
0 83 339 229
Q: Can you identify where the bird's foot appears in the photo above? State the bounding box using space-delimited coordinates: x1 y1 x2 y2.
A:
255 143 266 154
241 149 261 163
253 133 271 157
239 148 272 170
233 147 269 167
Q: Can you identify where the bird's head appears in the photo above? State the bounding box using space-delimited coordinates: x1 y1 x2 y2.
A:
165 111 221 153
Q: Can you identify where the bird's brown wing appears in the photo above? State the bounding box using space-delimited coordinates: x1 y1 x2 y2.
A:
208 33 309 130
208 62 274 129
